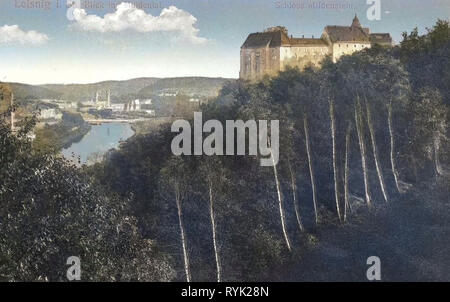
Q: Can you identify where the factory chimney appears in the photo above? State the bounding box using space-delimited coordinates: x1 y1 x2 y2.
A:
107 90 111 108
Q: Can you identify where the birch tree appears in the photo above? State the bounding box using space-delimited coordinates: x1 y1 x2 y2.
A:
365 98 389 203
285 69 322 226
303 114 319 224
329 97 342 221
237 81 293 250
200 157 229 282
387 99 401 193
355 95 372 207
344 123 352 222
161 157 192 282
288 158 305 232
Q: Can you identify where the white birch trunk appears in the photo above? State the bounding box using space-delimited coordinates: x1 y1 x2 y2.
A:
329 98 342 222
354 97 372 207
366 100 389 204
434 133 444 176
304 116 319 224
388 101 401 193
344 124 351 222
175 184 191 282
209 182 222 282
272 153 292 251
288 160 304 232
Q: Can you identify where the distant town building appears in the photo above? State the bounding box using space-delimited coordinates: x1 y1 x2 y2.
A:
57 102 78 110
240 15 392 80
39 108 63 120
82 100 96 107
134 99 140 111
126 99 141 111
118 99 155 115
87 90 113 109
145 109 155 116
111 103 126 112
158 91 177 97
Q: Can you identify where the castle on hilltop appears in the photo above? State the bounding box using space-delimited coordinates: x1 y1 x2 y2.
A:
240 15 392 80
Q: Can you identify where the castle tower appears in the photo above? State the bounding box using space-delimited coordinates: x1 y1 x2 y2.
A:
95 91 99 103
351 14 361 28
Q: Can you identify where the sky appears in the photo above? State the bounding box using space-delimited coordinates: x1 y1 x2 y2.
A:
0 0 448 85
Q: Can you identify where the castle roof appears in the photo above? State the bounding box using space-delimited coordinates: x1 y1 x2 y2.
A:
324 25 370 43
242 17 392 48
289 38 328 46
241 30 291 48
369 33 392 45
242 30 328 48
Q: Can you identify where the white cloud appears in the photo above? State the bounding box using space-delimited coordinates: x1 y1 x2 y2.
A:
71 2 208 44
0 25 49 45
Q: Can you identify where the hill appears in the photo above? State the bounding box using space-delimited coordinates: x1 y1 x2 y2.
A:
3 82 62 100
5 77 235 102
138 77 234 98
39 77 160 101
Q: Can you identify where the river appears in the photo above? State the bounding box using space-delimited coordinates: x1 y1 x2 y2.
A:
61 123 135 165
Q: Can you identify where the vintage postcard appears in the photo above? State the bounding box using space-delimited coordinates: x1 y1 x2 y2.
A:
0 0 449 290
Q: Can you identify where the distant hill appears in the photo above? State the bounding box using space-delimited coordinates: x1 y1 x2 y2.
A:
5 77 235 102
3 82 62 100
40 77 160 102
139 77 234 98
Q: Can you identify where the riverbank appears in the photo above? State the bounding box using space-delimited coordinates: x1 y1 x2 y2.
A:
60 117 173 165
61 122 135 165
131 117 175 135
33 112 91 154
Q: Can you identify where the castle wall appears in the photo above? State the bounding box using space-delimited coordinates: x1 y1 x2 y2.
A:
240 47 280 80
240 42 373 80
331 42 371 62
280 45 329 71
